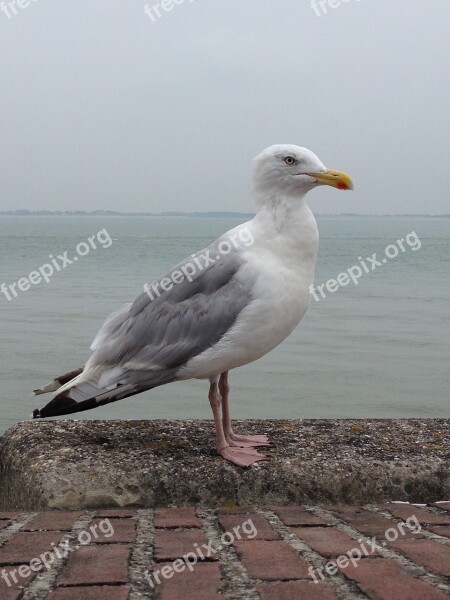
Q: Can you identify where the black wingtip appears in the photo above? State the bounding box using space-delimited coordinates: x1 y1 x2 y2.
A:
34 393 79 418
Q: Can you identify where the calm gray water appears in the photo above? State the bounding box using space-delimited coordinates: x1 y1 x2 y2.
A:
0 216 449 434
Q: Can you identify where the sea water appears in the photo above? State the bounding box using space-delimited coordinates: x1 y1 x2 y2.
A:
0 215 449 434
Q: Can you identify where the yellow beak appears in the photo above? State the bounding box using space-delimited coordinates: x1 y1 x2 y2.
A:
308 169 354 191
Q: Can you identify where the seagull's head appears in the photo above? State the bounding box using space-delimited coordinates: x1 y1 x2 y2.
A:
252 144 353 202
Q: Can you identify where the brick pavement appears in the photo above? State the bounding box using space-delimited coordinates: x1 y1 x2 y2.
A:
0 503 449 599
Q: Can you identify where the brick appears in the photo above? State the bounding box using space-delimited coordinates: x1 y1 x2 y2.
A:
154 507 202 529
155 529 215 561
151 561 222 600
217 506 256 514
0 513 19 521
257 582 338 600
95 509 137 518
0 565 36 600
234 540 311 580
326 506 419 540
293 526 373 558
429 526 450 538
0 532 63 565
22 511 83 532
90 518 136 543
58 545 131 585
271 506 330 527
218 513 279 540
389 538 450 576
340 557 449 600
433 502 450 512
381 504 450 526
47 586 130 600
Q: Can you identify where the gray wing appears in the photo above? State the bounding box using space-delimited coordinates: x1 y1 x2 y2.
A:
33 240 255 419
89 241 254 376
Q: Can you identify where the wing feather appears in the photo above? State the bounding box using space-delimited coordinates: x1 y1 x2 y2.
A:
87 242 254 376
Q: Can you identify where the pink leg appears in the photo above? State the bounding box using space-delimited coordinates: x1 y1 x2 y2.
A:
219 372 272 448
208 380 269 468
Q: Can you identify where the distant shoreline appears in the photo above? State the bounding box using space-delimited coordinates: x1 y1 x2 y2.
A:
1 211 449 218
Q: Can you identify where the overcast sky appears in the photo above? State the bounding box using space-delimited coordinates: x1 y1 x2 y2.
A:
1 0 449 214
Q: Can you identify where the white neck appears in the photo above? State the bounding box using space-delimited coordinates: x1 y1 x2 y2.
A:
255 194 318 240
247 194 319 283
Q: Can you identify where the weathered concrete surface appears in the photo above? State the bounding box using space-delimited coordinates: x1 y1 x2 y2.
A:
0 419 449 510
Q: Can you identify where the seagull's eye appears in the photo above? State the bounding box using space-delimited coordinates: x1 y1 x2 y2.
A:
284 156 296 166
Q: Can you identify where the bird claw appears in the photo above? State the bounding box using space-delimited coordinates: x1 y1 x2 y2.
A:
218 445 271 468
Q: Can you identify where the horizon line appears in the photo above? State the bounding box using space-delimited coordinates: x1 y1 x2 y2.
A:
0 210 449 218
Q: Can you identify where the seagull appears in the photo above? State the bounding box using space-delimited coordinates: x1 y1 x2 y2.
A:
33 144 353 467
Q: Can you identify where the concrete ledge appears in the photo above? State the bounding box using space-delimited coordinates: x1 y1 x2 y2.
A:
0 419 449 510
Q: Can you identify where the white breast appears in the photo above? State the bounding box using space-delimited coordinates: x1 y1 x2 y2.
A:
179 200 319 381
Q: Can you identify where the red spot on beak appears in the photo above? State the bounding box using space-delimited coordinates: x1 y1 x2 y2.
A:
337 182 348 190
